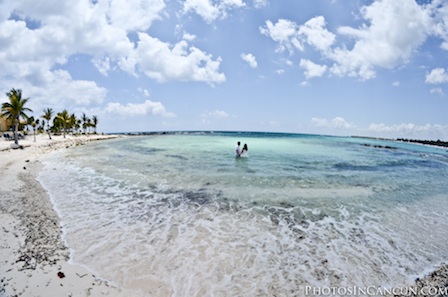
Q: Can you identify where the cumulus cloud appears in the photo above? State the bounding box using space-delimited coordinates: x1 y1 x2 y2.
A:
107 0 165 32
368 122 448 139
311 117 356 129
259 19 302 54
253 0 268 9
331 0 431 80
261 0 433 81
300 59 327 79
131 33 225 84
299 16 335 53
259 16 335 55
2 69 107 112
106 100 176 117
428 1 448 51
182 0 245 23
0 0 225 114
241 53 258 68
425 68 448 84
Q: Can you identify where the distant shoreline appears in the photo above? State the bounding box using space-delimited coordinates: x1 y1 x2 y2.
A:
351 135 448 149
396 138 448 148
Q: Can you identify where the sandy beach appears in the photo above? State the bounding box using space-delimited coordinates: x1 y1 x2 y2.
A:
1 133 447 297
0 133 127 297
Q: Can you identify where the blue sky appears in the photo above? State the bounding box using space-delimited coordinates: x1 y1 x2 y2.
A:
2 0 448 139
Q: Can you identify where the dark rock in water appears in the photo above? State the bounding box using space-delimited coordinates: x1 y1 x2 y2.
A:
361 143 397 150
279 201 295 208
57 271 65 278
183 189 210 205
166 154 188 161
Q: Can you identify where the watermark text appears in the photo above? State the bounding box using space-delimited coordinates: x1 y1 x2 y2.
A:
304 285 448 296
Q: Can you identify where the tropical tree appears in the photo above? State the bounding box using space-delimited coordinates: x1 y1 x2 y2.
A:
56 110 70 138
1 88 32 146
75 118 81 134
41 107 53 140
81 113 88 134
69 113 77 134
92 115 98 134
27 116 39 142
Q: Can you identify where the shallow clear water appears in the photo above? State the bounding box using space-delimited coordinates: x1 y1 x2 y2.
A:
38 132 448 296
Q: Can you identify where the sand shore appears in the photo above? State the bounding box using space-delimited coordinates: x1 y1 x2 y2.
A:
0 133 447 297
0 133 127 297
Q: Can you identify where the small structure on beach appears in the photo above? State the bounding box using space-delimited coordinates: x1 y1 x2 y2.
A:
0 114 11 132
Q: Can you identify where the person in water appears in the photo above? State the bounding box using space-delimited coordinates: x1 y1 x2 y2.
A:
240 143 248 157
235 141 241 157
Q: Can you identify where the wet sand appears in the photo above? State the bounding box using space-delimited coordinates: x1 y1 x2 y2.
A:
0 134 128 297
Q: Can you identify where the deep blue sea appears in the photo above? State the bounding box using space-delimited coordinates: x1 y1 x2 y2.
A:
38 132 448 296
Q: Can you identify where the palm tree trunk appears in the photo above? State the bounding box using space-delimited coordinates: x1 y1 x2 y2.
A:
13 118 19 145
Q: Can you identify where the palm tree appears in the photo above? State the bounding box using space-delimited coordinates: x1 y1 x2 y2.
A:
87 118 92 134
41 108 53 140
69 113 77 134
92 115 98 134
56 110 70 138
1 88 32 146
27 116 39 142
81 113 88 134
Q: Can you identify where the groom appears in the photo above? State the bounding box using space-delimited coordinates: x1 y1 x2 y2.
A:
235 141 241 157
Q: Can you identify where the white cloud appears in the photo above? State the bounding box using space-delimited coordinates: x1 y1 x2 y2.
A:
299 16 335 53
241 53 258 68
259 19 303 54
300 59 327 79
261 0 432 81
2 69 107 112
430 87 444 96
0 0 226 115
107 0 165 32
260 16 335 55
311 117 356 129
132 33 225 84
392 81 400 87
331 0 431 80
183 32 196 41
92 56 111 77
106 100 176 117
253 0 268 9
182 0 245 23
425 68 448 84
368 122 448 139
428 1 448 51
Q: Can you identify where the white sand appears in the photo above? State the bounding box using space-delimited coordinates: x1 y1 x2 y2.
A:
0 133 128 297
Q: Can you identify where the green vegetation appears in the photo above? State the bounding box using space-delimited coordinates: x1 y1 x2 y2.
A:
1 89 33 145
1 88 99 143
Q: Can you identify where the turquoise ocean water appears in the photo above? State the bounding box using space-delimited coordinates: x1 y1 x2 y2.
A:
37 132 448 296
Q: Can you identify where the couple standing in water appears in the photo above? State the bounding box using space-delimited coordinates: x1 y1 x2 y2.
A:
235 141 248 157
